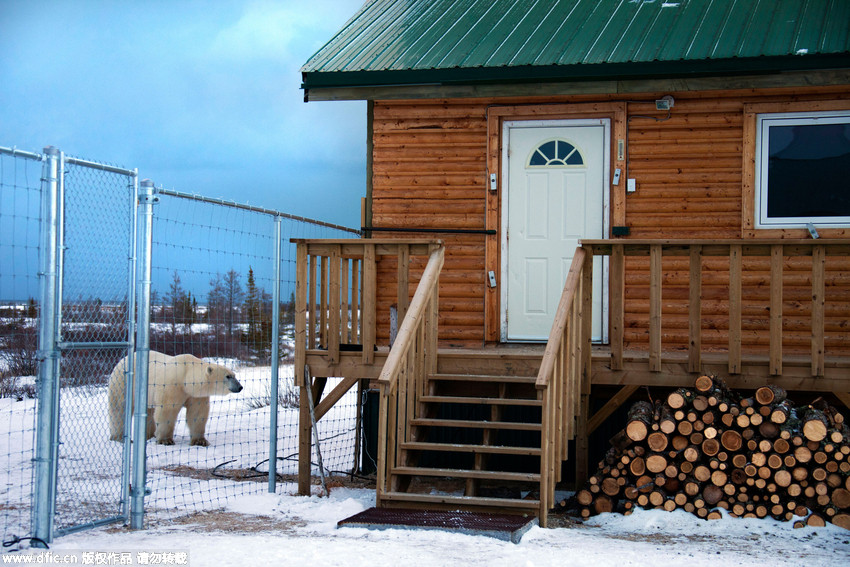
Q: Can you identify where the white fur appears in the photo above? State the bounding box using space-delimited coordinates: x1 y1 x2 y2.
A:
107 351 241 446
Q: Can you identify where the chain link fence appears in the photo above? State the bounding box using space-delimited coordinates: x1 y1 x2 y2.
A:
0 148 42 546
0 144 363 546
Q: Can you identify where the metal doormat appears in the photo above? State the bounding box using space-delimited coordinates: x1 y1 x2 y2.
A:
337 507 537 543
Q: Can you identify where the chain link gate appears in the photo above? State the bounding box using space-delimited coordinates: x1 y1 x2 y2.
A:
33 148 140 540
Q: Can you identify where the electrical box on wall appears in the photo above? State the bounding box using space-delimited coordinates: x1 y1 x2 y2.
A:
627 178 637 193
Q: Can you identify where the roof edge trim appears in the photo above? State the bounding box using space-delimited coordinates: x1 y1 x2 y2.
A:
302 53 850 91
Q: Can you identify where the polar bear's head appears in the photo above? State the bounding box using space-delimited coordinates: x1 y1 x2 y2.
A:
207 364 243 395
185 361 243 397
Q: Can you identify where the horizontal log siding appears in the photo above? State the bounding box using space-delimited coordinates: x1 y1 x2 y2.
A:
372 101 488 343
371 89 850 351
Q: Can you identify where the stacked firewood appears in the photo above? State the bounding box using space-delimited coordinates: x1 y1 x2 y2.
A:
576 375 850 530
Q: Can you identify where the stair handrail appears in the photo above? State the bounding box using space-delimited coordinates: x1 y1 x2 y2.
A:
535 246 588 527
537 247 587 389
375 245 444 503
377 245 444 393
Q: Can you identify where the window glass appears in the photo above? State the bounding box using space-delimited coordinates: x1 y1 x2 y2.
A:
757 113 850 227
528 139 584 167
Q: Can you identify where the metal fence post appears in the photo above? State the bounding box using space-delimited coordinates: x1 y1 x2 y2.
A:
131 179 156 529
269 215 282 492
121 172 140 522
32 147 62 545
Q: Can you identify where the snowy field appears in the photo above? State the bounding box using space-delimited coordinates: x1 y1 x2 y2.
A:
3 357 850 565
8 487 850 567
1 360 360 538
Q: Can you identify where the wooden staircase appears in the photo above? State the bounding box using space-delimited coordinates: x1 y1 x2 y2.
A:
373 245 584 527
379 371 543 515
292 240 583 527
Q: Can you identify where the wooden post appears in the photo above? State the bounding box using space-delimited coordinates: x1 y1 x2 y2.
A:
569 298 580 439
769 244 783 376
728 244 742 375
581 249 593 395
294 244 307 387
351 258 360 343
610 244 624 371
575 392 590 487
688 245 702 373
576 249 593 485
298 371 312 496
308 255 317 350
811 244 825 377
649 244 662 372
320 257 329 349
328 246 341 364
375 385 388 505
362 244 376 364
539 393 551 528
341 257 350 344
397 244 410 322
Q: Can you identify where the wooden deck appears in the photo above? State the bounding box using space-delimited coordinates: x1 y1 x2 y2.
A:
293 238 850 528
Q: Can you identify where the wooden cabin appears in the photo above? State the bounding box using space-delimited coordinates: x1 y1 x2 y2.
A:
295 0 850 526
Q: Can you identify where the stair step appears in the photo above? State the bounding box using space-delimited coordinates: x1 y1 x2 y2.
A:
381 491 539 511
410 418 542 431
420 395 542 407
392 466 540 483
430 373 537 384
400 441 541 456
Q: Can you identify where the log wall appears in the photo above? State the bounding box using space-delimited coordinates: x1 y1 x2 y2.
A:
369 86 850 351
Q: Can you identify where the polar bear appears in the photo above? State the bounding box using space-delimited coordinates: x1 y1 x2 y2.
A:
108 350 242 446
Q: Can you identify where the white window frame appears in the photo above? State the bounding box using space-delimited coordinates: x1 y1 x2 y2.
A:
755 110 850 229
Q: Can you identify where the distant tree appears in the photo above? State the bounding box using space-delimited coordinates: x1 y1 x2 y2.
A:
282 291 296 327
166 271 194 333
26 297 37 320
149 289 160 322
208 269 243 345
244 267 272 360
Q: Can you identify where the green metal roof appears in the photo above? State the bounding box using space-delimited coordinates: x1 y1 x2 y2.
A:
302 0 850 91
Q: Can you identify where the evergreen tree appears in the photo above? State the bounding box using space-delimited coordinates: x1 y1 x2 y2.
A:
243 267 272 360
166 271 185 334
208 269 243 346
26 297 37 320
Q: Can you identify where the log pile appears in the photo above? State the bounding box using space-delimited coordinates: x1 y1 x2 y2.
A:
576 376 850 530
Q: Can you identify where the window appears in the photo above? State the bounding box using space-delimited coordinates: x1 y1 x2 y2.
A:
755 111 850 228
528 139 584 167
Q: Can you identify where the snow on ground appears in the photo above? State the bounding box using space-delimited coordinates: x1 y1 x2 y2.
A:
1 361 360 538
3 358 849 565
13 487 849 567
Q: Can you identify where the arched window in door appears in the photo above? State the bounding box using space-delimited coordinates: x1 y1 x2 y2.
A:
527 139 585 167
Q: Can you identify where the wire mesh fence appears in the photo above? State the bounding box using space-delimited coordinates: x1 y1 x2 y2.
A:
0 148 42 546
142 191 361 520
0 144 364 545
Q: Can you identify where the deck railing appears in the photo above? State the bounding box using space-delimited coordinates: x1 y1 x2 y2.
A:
374 245 444 504
292 239 441 386
537 238 850 523
293 239 442 495
581 239 850 378
536 248 590 524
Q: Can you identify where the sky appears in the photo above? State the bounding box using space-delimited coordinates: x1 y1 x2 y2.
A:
0 0 367 229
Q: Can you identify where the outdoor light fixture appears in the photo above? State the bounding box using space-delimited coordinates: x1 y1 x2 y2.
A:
655 95 675 111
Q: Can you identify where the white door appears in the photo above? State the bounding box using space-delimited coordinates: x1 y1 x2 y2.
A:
501 120 608 342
